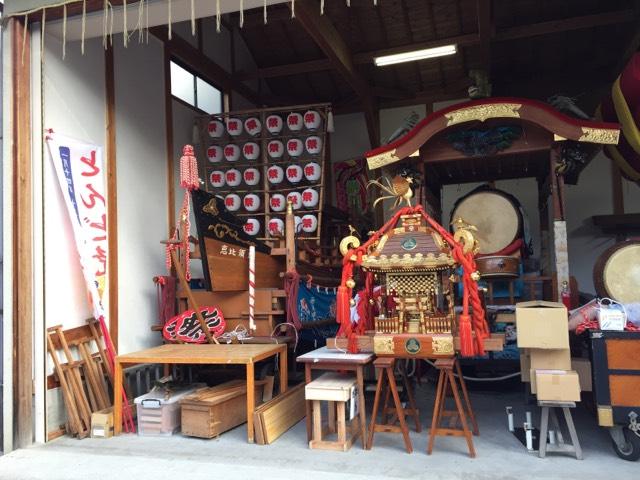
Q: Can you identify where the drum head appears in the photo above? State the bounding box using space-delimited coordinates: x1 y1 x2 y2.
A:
594 240 640 303
452 191 520 255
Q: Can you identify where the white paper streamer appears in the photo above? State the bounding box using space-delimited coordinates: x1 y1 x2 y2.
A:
216 0 221 32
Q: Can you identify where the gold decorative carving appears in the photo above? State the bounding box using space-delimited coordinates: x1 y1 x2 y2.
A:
432 335 454 355
373 336 394 354
579 127 620 145
367 149 400 169
202 199 219 216
445 103 522 126
208 223 252 247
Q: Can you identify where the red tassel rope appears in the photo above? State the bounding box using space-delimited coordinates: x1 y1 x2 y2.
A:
335 204 490 356
167 145 201 281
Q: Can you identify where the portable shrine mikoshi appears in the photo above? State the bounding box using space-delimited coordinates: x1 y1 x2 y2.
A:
336 202 489 358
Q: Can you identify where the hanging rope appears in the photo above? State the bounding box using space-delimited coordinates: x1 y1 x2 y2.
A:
321 0 325 15
168 0 172 40
41 9 47 62
123 0 128 47
264 0 268 24
216 0 221 32
291 0 296 18
240 0 245 28
191 0 196 35
166 145 200 282
62 4 67 59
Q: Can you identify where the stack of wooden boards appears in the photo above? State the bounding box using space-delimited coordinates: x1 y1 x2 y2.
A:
516 301 584 401
180 378 273 438
253 383 306 445
46 322 114 438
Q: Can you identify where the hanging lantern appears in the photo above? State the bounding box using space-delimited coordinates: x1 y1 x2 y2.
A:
244 117 262 136
267 165 285 185
224 193 241 211
304 161 322 182
226 117 243 136
265 114 284 134
301 214 318 233
209 170 226 188
207 145 223 163
287 191 303 210
267 140 285 158
294 215 303 233
243 167 261 186
224 144 241 162
225 168 242 187
301 188 319 208
305 135 323 155
287 112 304 131
268 218 285 236
286 164 304 183
207 119 225 138
243 193 261 212
270 193 286 212
304 110 322 130
242 142 260 160
243 218 260 236
287 138 304 157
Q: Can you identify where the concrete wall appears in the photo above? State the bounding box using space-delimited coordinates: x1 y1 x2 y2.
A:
330 104 640 295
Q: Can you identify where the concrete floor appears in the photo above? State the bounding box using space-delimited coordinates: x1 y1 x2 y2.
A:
0 386 636 480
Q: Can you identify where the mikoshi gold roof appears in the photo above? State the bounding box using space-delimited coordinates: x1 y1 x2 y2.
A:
361 214 455 272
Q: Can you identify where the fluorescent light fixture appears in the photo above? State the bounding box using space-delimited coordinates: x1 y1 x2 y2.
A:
374 44 457 67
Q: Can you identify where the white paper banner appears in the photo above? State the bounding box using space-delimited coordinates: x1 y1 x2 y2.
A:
45 131 107 320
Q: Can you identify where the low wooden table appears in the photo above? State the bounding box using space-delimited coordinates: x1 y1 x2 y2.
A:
113 343 287 442
296 347 374 449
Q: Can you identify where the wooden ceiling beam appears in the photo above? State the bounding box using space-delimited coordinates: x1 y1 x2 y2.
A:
150 26 278 107
238 8 637 81
494 9 635 42
476 0 492 75
294 0 379 146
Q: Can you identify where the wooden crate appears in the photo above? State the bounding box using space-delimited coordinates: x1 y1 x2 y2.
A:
180 379 269 439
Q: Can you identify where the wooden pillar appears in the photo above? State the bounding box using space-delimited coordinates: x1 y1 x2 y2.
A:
105 46 119 351
550 146 569 301
11 17 34 448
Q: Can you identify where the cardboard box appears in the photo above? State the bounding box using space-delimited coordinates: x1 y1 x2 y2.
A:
516 301 568 349
91 408 113 439
530 348 571 371
571 357 592 392
535 370 581 402
520 349 530 382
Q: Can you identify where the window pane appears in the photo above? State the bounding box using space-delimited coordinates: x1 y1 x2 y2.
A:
196 78 222 115
170 61 195 106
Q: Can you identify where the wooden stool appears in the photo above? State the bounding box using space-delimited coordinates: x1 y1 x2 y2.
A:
305 373 360 451
427 358 478 458
367 358 413 453
538 401 583 460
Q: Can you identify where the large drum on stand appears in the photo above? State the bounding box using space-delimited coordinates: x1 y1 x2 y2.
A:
593 240 640 303
451 186 524 278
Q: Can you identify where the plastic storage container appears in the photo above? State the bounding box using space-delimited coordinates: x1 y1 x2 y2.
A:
134 385 203 436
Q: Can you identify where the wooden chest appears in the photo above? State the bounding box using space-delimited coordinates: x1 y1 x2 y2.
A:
373 333 455 358
180 380 268 439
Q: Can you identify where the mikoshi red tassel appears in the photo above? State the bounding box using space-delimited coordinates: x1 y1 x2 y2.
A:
458 313 475 357
336 285 351 334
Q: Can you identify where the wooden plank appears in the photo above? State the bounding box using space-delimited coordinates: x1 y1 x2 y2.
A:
11 17 34 449
105 45 119 351
254 383 306 445
610 376 640 407
606 340 640 371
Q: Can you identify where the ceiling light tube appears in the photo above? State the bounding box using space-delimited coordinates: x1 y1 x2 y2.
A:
374 44 458 67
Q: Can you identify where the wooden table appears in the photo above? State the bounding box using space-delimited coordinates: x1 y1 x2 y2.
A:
114 343 287 442
296 347 374 449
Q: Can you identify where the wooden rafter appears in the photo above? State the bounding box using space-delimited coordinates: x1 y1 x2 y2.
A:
476 0 491 75
294 0 379 147
150 26 272 107
237 8 637 81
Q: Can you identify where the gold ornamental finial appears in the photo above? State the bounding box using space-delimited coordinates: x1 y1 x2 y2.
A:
286 199 293 215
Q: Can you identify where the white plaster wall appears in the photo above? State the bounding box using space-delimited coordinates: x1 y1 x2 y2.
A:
41 34 107 434
114 38 168 355
42 35 106 331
